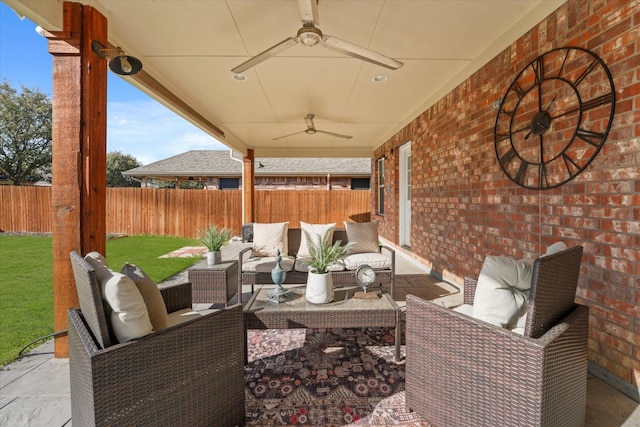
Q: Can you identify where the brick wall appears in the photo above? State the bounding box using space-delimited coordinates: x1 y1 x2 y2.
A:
373 0 639 397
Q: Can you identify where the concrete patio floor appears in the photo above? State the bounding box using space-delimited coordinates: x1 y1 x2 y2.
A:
1 242 638 426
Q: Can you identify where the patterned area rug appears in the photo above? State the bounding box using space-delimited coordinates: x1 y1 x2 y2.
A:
245 328 429 426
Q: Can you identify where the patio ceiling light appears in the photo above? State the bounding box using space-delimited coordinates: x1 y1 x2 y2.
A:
91 41 142 76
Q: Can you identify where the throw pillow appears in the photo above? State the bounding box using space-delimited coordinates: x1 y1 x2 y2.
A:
84 252 115 319
297 222 336 258
104 271 154 342
253 222 289 257
84 253 153 342
344 221 380 255
544 241 568 256
472 255 533 329
121 263 168 331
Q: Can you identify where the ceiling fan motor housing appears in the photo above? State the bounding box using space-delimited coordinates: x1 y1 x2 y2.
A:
297 24 322 46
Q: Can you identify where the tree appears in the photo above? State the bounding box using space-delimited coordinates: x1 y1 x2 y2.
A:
107 151 142 187
0 81 52 185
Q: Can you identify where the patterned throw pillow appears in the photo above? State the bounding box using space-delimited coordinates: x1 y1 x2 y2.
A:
252 222 289 257
344 221 380 255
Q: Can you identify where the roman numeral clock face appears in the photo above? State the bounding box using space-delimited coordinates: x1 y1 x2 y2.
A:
494 47 615 189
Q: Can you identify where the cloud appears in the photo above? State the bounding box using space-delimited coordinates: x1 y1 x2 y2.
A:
107 100 227 165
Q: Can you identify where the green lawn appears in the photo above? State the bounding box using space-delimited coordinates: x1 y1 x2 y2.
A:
0 234 203 367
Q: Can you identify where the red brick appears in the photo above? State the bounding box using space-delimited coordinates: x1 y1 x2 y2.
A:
375 0 640 388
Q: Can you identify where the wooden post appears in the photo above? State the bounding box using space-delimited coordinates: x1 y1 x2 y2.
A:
48 2 108 357
242 149 255 223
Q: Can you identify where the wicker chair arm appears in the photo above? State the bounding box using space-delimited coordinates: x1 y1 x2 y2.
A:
380 245 396 298
238 246 253 265
463 276 477 305
158 281 192 313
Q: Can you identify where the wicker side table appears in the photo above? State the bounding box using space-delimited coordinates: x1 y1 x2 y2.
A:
188 260 238 305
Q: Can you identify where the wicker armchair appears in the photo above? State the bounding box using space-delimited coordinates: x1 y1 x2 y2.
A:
68 251 245 427
405 245 588 427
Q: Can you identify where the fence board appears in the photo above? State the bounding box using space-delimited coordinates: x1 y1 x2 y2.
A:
1 187 370 237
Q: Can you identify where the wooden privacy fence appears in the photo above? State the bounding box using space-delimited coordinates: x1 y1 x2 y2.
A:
0 187 371 238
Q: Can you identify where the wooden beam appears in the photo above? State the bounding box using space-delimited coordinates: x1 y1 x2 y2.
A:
130 70 225 140
48 1 108 357
243 149 255 223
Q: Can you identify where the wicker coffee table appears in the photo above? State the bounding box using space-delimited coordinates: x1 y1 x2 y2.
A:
243 286 402 362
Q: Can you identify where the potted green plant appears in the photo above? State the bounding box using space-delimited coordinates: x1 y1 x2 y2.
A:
198 225 233 265
302 229 352 303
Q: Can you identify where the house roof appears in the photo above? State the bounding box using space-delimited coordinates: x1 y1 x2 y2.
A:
122 150 371 179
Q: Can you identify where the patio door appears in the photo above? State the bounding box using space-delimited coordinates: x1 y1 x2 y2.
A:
399 142 411 247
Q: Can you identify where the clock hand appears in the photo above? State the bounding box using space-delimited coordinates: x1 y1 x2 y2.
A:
550 105 581 120
544 95 557 112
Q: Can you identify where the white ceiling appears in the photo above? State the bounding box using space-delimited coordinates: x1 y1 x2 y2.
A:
8 0 564 158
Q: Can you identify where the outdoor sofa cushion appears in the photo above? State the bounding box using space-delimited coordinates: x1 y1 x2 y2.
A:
121 262 168 331
84 253 153 342
252 222 289 257
297 221 336 258
344 221 380 254
472 255 532 329
294 258 345 272
242 255 295 272
343 252 392 270
466 241 569 330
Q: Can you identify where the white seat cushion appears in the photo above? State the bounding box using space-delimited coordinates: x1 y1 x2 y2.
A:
343 253 391 270
294 258 345 272
166 308 204 328
242 255 295 273
453 304 473 316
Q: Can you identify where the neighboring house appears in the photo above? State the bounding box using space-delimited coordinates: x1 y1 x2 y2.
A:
122 150 371 190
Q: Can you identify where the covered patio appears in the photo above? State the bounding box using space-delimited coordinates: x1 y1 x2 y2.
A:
2 0 638 425
1 243 639 425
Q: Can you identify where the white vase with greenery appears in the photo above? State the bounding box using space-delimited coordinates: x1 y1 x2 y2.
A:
302 230 352 304
199 225 232 265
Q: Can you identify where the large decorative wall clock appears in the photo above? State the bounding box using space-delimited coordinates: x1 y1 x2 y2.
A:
494 46 615 189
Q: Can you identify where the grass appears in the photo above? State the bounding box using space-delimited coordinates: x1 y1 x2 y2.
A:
0 234 203 367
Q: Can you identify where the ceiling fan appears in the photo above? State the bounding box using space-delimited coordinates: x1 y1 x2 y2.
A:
231 0 404 74
272 114 353 140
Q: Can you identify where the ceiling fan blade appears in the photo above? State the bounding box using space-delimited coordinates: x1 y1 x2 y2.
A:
231 37 298 74
297 0 319 25
272 130 306 141
316 129 353 139
321 35 403 70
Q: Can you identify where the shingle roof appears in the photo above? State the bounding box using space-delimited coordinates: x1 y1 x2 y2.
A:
123 150 371 178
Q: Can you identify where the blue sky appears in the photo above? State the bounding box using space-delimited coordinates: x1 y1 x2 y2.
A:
0 2 227 165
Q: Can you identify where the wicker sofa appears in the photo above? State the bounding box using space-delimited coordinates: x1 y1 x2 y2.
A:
68 251 245 427
405 245 588 427
239 223 396 297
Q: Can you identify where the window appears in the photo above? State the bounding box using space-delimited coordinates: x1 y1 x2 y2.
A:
219 177 240 189
377 158 384 215
351 178 370 190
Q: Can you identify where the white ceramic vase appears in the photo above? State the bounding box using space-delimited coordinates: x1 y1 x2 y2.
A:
206 250 221 266
306 271 334 304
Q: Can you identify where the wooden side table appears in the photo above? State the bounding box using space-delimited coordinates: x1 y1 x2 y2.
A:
188 260 238 305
